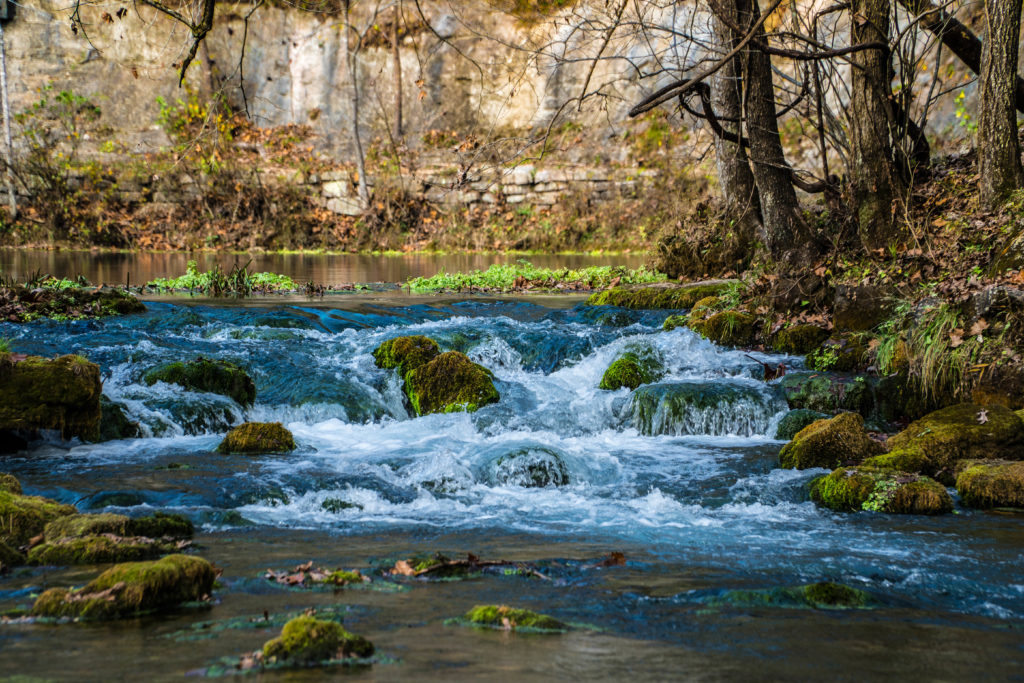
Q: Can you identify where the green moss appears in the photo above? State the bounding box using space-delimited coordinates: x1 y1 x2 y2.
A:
324 570 365 585
807 335 870 372
880 403 1024 483
775 409 828 441
31 554 216 620
715 582 872 610
0 539 25 569
586 283 732 310
143 358 256 407
778 372 874 416
801 582 870 608
217 422 296 454
127 512 193 539
809 467 952 515
955 460 1024 509
0 490 77 548
0 353 102 441
779 412 885 470
0 473 21 495
662 314 688 331
771 325 829 355
44 511 193 541
599 350 663 391
262 616 374 664
97 397 141 442
690 311 756 347
27 535 176 565
372 335 440 378
463 604 567 631
404 351 499 416
0 284 145 323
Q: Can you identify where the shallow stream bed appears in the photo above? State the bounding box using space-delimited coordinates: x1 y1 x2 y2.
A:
1 296 1022 680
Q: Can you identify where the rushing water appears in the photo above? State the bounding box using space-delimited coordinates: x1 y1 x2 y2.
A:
1 296 1023 680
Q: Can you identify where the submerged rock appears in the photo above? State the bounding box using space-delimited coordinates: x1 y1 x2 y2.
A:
778 412 884 470
716 582 872 610
629 381 783 437
599 347 663 391
774 409 828 441
955 460 1024 509
217 422 296 454
491 447 569 488
404 351 499 415
262 616 374 665
97 396 141 442
0 490 76 549
771 325 829 355
866 403 1024 484
372 335 440 378
810 467 953 514
144 357 256 407
0 539 24 569
778 372 874 416
662 314 688 331
31 554 216 620
0 353 102 441
587 282 733 310
690 311 757 347
43 511 193 542
462 604 566 631
28 535 179 565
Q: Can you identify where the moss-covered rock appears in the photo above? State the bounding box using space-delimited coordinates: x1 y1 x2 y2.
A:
492 448 569 487
599 349 663 391
662 314 688 331
715 582 872 610
262 616 374 665
372 335 441 378
955 460 1024 509
629 381 782 437
217 422 296 454
775 409 829 441
806 335 870 372
31 554 215 620
0 472 21 494
690 311 756 347
27 535 178 565
97 397 141 442
143 358 256 407
463 604 566 631
779 412 885 470
810 467 953 514
127 512 194 539
0 353 102 441
778 372 874 416
771 325 829 355
43 511 192 542
866 403 1024 484
0 490 76 549
404 351 499 415
587 282 733 310
0 539 25 569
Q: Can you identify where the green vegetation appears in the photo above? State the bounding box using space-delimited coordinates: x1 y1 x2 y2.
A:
690 310 756 347
810 467 953 515
408 261 664 293
714 582 872 610
0 353 103 441
372 335 441 377
778 412 885 470
0 489 77 549
218 422 296 454
143 357 256 407
955 460 1024 509
262 616 374 664
404 351 500 415
147 260 296 296
599 346 664 391
462 604 567 631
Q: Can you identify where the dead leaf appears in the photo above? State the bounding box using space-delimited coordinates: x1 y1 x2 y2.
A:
977 409 989 424
969 319 989 336
391 559 416 576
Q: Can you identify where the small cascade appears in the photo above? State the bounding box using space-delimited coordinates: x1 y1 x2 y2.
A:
628 381 787 437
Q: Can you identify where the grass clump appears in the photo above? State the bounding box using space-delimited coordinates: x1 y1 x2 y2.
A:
407 260 664 293
147 260 296 296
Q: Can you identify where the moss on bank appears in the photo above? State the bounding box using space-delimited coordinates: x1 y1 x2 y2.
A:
0 490 77 549
0 353 102 441
587 282 733 310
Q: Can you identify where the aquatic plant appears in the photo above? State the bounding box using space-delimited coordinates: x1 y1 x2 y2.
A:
461 604 567 631
408 260 665 293
262 616 374 664
147 260 296 296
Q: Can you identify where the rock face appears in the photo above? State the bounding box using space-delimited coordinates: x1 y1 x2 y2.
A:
599 348 663 391
810 467 953 515
587 282 733 309
144 358 256 407
31 554 216 620
778 412 885 470
771 325 829 355
779 372 873 416
262 616 374 665
403 351 499 416
690 311 757 347
806 335 869 372
866 403 1024 484
0 353 102 441
833 284 893 332
955 460 1024 509
97 397 142 442
218 422 296 454
463 605 566 631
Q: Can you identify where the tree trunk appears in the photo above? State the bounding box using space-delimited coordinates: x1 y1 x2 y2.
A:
850 0 900 249
392 5 403 139
343 1 370 205
737 0 813 262
0 23 15 219
978 0 1023 208
710 5 762 245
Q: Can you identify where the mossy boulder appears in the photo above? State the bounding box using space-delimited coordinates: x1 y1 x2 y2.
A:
0 490 77 549
806 335 870 372
97 397 141 442
715 582 872 610
404 351 499 415
599 349 663 391
586 282 733 310
372 335 440 378
774 409 828 441
262 616 374 665
31 554 215 620
217 422 296 454
662 314 688 331
127 512 194 539
0 539 24 569
0 472 21 494
28 535 178 565
491 448 569 487
778 372 874 416
43 511 192 542
810 467 953 514
955 460 1024 509
463 604 566 631
0 353 102 441
771 325 829 355
778 412 885 470
866 403 1024 484
690 311 756 347
629 381 783 437
144 358 256 407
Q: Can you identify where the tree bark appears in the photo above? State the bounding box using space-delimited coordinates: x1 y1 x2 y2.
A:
850 0 900 249
392 4 403 139
710 5 763 245
0 23 15 219
343 0 370 205
978 0 1023 207
737 0 813 262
